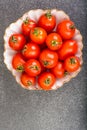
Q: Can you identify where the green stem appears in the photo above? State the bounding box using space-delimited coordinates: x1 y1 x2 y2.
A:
45 10 52 19
43 61 49 66
70 25 75 29
11 36 17 43
64 71 68 76
29 65 39 70
51 40 61 46
27 81 32 86
22 45 27 54
70 58 76 64
23 18 29 24
16 65 24 72
33 28 40 36
44 78 51 84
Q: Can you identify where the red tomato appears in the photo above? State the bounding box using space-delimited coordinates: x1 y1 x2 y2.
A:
22 42 40 59
51 61 65 78
39 49 58 68
38 10 56 32
12 53 25 72
22 19 37 36
30 27 47 44
21 72 36 87
57 20 75 39
46 33 63 50
64 56 80 72
9 34 26 51
38 72 56 90
58 40 78 60
24 59 41 76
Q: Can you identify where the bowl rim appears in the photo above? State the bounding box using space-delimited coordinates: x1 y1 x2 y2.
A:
3 9 83 90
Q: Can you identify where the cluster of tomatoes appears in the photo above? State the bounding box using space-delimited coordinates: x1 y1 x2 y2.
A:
9 11 80 90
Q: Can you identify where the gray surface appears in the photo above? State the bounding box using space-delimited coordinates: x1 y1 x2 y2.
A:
0 0 87 130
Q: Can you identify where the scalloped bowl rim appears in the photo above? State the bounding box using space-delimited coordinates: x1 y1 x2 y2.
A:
3 9 83 90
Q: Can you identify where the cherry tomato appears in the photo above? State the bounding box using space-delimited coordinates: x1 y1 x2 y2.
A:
22 42 40 59
46 33 63 50
12 53 25 72
64 56 80 72
22 18 37 36
38 72 56 90
57 20 75 39
58 40 78 60
9 34 26 51
38 10 56 32
24 59 41 76
51 61 65 78
30 27 47 44
39 49 58 68
21 72 36 87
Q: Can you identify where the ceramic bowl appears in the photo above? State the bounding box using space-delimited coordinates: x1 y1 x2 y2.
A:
3 9 83 90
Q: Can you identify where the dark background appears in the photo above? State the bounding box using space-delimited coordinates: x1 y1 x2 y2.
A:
0 0 87 130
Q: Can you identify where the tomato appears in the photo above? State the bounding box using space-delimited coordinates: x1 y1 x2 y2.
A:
9 34 26 51
58 40 78 60
30 27 47 44
46 33 63 50
21 72 36 87
22 42 40 59
39 49 58 68
12 53 25 72
22 18 37 36
57 20 75 39
38 72 56 90
64 56 80 72
51 61 65 78
24 59 41 76
38 10 56 32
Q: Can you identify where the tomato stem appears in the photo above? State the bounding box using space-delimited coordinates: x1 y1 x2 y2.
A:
33 28 39 36
51 40 61 46
29 65 39 70
22 45 27 54
17 66 24 72
70 58 76 64
43 61 49 66
11 36 17 43
70 25 75 29
44 78 51 84
45 10 52 19
27 81 32 86
64 71 68 76
23 18 29 24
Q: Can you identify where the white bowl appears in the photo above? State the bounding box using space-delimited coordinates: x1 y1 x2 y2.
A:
3 9 83 90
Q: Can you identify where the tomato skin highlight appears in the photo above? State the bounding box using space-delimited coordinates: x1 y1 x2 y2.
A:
22 42 40 59
12 53 25 72
38 72 56 90
38 11 56 33
24 59 41 77
58 40 78 60
21 72 36 87
46 33 63 50
57 20 75 40
39 49 58 68
30 27 47 44
9 34 26 51
64 56 80 72
51 61 65 78
22 19 37 36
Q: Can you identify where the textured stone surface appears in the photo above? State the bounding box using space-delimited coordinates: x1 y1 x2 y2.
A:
0 0 87 130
